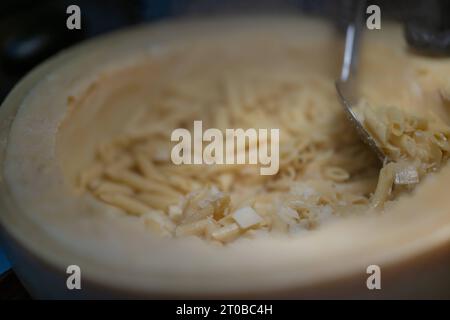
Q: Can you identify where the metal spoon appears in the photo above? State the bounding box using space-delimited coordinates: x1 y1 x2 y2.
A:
335 1 386 163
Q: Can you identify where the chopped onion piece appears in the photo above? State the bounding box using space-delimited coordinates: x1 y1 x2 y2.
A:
232 206 263 229
211 223 240 242
175 218 212 237
394 166 419 185
142 210 176 235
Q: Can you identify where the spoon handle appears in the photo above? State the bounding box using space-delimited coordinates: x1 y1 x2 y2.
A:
340 0 366 82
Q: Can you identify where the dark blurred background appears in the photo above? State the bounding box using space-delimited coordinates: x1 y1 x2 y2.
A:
0 0 446 104
0 0 448 299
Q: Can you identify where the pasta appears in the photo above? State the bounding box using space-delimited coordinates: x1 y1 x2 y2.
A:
76 41 450 244
354 102 450 207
